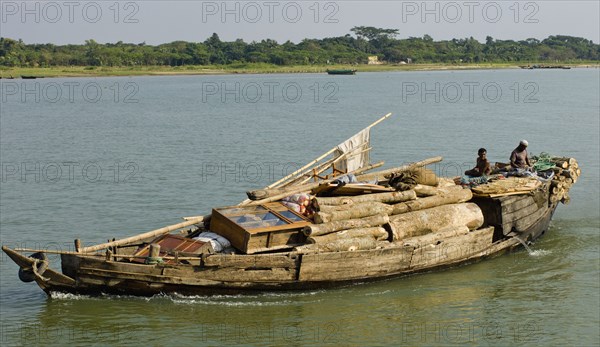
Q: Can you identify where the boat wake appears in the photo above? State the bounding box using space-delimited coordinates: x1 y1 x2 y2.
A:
170 297 297 306
49 291 162 301
528 249 552 257
514 236 552 258
49 291 324 306
364 289 392 296
49 292 92 300
168 291 325 306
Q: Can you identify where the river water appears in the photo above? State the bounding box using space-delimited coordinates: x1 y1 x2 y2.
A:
1 69 598 346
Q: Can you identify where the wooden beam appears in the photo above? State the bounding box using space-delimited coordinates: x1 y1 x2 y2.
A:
242 161 385 206
78 214 210 253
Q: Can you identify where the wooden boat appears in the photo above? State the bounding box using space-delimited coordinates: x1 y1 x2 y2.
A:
20 75 39 79
326 69 357 75
2 113 579 297
520 65 571 70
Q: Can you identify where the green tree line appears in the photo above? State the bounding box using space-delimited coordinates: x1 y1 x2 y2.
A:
1 28 598 67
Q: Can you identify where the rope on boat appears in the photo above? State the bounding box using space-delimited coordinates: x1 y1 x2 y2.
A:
32 259 51 282
145 257 164 265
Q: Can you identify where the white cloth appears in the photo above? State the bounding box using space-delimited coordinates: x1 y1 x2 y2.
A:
334 128 370 173
193 231 231 252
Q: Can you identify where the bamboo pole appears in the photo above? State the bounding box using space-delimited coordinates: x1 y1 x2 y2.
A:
78 214 210 253
285 145 372 187
365 112 393 129
265 113 391 189
267 147 339 189
295 146 373 186
237 154 337 205
291 156 339 185
12 248 201 260
14 248 98 255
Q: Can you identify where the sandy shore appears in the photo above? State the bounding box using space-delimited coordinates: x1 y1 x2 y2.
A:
1 63 597 78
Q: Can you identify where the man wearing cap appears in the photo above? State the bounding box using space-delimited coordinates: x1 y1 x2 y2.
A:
510 140 532 169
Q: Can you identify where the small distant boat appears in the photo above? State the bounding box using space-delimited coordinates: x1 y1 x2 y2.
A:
21 75 39 79
326 69 357 75
520 65 571 70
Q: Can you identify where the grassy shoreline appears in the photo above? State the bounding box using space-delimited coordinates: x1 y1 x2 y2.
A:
1 62 598 78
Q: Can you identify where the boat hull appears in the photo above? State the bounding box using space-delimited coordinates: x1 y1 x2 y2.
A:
3 191 559 297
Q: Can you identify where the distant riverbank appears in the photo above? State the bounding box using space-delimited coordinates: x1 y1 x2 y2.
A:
1 63 598 78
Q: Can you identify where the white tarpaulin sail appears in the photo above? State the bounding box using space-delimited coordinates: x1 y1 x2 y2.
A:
334 128 370 173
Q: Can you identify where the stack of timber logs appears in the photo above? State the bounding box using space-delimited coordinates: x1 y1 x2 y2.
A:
388 203 483 240
296 182 485 252
550 157 580 205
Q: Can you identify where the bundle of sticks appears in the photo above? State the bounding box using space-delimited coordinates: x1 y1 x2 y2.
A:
550 157 581 205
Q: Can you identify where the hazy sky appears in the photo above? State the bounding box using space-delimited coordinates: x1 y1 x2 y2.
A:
1 1 599 44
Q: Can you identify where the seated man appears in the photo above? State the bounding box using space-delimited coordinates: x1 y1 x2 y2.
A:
465 148 492 177
510 140 531 169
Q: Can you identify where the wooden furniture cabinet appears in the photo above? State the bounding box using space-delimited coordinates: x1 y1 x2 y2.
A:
210 202 310 254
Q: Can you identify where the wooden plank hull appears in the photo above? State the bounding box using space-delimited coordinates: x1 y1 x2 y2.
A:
2 185 561 297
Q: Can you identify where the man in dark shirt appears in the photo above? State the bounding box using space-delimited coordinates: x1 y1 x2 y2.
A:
465 148 492 177
510 140 531 169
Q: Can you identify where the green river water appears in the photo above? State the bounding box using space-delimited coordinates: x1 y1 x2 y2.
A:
1 69 598 346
